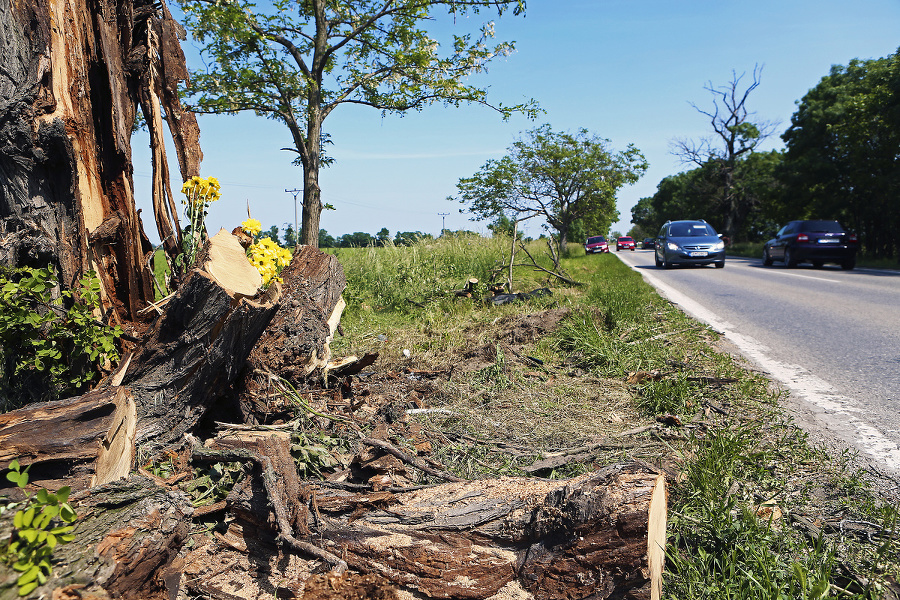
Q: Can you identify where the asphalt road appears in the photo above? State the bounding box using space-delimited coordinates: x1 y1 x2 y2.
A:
613 248 900 481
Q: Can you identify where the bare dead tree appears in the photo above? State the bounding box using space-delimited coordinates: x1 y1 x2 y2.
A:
670 65 779 239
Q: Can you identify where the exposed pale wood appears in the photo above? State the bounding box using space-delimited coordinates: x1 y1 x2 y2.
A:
0 0 197 323
202 228 263 297
0 388 132 492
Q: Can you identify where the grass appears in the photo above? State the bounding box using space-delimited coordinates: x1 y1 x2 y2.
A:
333 235 900 598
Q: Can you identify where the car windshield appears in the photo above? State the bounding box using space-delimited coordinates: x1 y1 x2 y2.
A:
587 236 606 244
799 220 843 233
669 223 715 237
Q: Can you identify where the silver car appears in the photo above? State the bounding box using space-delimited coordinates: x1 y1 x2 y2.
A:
654 220 726 269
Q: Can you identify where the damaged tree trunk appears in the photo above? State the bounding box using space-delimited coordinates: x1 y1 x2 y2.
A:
0 0 199 324
0 230 279 492
238 245 347 421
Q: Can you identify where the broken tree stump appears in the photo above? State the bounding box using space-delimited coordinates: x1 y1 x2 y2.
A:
313 461 667 600
121 232 280 456
238 245 347 421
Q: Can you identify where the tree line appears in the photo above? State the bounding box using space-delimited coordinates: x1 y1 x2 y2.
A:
631 51 900 259
257 226 491 249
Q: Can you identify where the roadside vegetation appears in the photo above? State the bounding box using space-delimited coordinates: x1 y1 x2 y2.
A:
329 235 900 599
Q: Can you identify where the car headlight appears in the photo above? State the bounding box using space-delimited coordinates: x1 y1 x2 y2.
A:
667 242 679 251
714 241 725 250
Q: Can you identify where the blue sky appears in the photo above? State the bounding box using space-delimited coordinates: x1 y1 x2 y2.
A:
132 0 900 243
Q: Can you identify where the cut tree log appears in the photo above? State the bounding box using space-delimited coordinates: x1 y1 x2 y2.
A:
201 228 263 297
0 476 193 600
314 462 666 600
0 388 136 493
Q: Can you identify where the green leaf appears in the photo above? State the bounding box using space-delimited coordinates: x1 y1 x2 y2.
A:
18 580 39 596
22 506 35 527
17 564 39 585
21 530 38 543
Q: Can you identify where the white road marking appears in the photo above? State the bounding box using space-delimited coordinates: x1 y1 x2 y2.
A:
760 270 841 283
629 260 900 471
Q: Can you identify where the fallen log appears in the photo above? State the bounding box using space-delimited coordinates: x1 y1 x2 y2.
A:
0 476 193 600
0 387 135 493
312 461 667 600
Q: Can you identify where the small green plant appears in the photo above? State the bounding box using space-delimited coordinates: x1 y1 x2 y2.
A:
472 344 513 390
3 460 77 596
0 266 122 407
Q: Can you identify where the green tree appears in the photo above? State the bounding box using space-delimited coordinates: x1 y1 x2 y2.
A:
487 214 520 238
454 124 647 255
318 229 336 248
339 232 375 247
259 225 280 245
634 150 784 241
394 231 429 246
780 50 900 258
375 228 391 246
283 223 298 247
179 0 539 248
671 66 778 240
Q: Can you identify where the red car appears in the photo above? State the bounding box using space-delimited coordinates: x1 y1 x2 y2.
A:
616 236 636 251
584 235 610 253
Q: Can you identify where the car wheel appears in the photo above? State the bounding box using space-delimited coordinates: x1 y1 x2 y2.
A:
661 254 671 269
762 247 773 266
785 248 798 268
842 259 856 270
812 261 823 269
654 252 662 267
715 261 725 268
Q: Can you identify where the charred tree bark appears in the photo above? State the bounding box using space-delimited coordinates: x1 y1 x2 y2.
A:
0 0 199 324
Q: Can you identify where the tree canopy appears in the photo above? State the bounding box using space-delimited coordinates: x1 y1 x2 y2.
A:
179 0 539 247
780 50 900 258
632 150 784 242
454 124 647 252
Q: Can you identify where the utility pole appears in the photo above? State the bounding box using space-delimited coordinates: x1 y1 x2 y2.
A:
285 188 302 248
438 212 450 236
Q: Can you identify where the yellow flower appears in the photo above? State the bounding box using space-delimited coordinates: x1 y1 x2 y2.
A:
242 218 262 236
